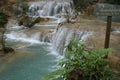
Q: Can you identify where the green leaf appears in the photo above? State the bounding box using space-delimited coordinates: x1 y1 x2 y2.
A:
45 38 112 80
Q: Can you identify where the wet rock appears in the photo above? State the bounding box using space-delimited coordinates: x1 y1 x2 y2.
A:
44 36 50 42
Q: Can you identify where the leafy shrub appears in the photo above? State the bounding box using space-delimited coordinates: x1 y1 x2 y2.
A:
0 12 8 26
44 38 112 80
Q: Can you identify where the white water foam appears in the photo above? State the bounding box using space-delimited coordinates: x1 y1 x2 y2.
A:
8 25 25 30
46 44 64 72
6 31 41 44
45 42 63 58
28 0 74 18
52 26 94 54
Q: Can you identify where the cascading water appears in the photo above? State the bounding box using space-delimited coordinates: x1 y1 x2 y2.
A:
0 24 62 80
6 31 41 44
28 0 74 17
52 26 93 54
0 2 62 80
0 0 94 80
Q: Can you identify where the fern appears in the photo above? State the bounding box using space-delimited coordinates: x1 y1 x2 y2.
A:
44 38 112 80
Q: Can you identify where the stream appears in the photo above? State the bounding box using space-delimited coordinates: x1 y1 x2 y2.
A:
0 42 60 80
0 18 62 80
0 1 120 80
0 0 72 79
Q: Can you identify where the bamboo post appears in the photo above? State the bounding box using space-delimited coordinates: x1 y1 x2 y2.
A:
104 16 112 48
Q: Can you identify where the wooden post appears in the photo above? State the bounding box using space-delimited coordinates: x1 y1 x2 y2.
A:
104 16 112 48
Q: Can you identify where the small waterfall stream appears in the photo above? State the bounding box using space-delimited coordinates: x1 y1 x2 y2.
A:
0 23 62 80
52 27 93 54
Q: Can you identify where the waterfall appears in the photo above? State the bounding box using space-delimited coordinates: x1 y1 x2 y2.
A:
6 23 92 55
52 27 73 54
5 0 93 55
74 30 93 41
28 0 74 17
52 26 93 55
6 24 94 55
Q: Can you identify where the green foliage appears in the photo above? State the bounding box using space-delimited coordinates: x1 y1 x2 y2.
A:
82 49 112 80
0 12 8 26
44 38 112 80
106 0 120 5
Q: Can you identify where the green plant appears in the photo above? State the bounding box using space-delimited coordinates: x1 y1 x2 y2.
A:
106 0 120 4
44 38 112 80
0 12 8 26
